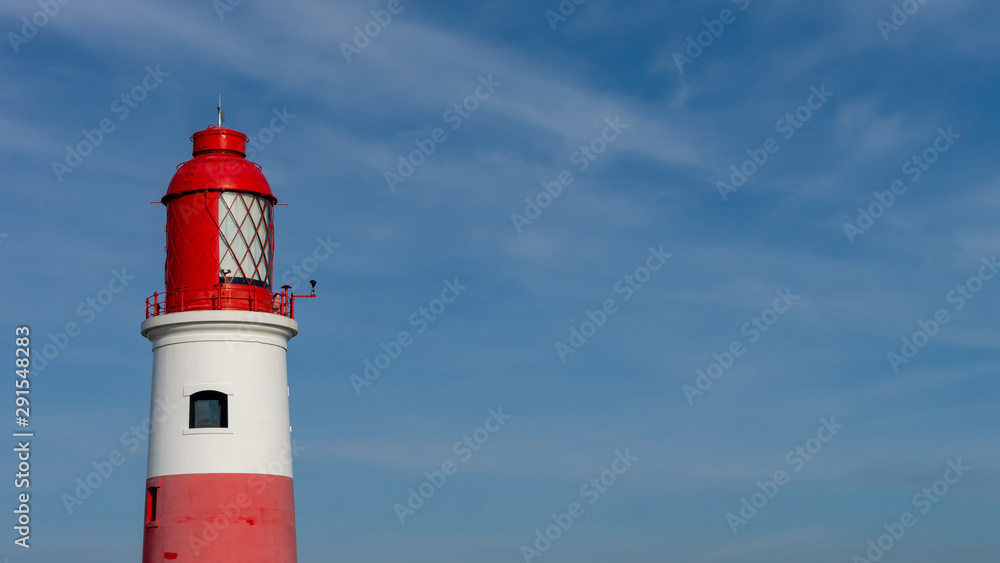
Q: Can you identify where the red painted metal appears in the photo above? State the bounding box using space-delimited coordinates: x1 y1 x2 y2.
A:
159 125 278 314
145 286 297 319
141 473 297 563
165 127 275 201
191 127 250 157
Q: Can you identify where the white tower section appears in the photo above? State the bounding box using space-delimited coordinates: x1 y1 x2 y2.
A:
141 310 298 478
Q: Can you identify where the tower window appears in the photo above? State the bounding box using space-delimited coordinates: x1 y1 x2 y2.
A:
189 391 228 428
145 486 158 523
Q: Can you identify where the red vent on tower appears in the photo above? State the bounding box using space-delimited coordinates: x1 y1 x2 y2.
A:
145 125 288 317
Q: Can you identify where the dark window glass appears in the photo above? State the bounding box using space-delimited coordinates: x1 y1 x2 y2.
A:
189 391 228 428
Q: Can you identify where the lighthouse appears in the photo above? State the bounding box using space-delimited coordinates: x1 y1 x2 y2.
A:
139 123 310 562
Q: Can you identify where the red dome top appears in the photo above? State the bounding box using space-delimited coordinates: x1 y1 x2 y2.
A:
163 125 275 203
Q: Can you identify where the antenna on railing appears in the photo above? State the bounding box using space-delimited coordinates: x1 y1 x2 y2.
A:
288 280 317 319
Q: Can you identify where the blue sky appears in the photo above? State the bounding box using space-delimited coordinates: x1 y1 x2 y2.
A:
2 0 999 561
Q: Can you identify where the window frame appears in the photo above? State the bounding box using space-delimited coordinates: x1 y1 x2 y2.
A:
188 390 229 429
145 484 160 528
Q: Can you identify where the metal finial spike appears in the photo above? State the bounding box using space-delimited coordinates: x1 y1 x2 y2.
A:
217 95 225 127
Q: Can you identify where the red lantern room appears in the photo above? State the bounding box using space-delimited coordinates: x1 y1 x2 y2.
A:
147 125 285 316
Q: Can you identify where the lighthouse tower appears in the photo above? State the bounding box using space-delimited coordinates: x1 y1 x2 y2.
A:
140 124 307 562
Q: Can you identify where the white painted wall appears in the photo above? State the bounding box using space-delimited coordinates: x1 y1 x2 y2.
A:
141 310 298 478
